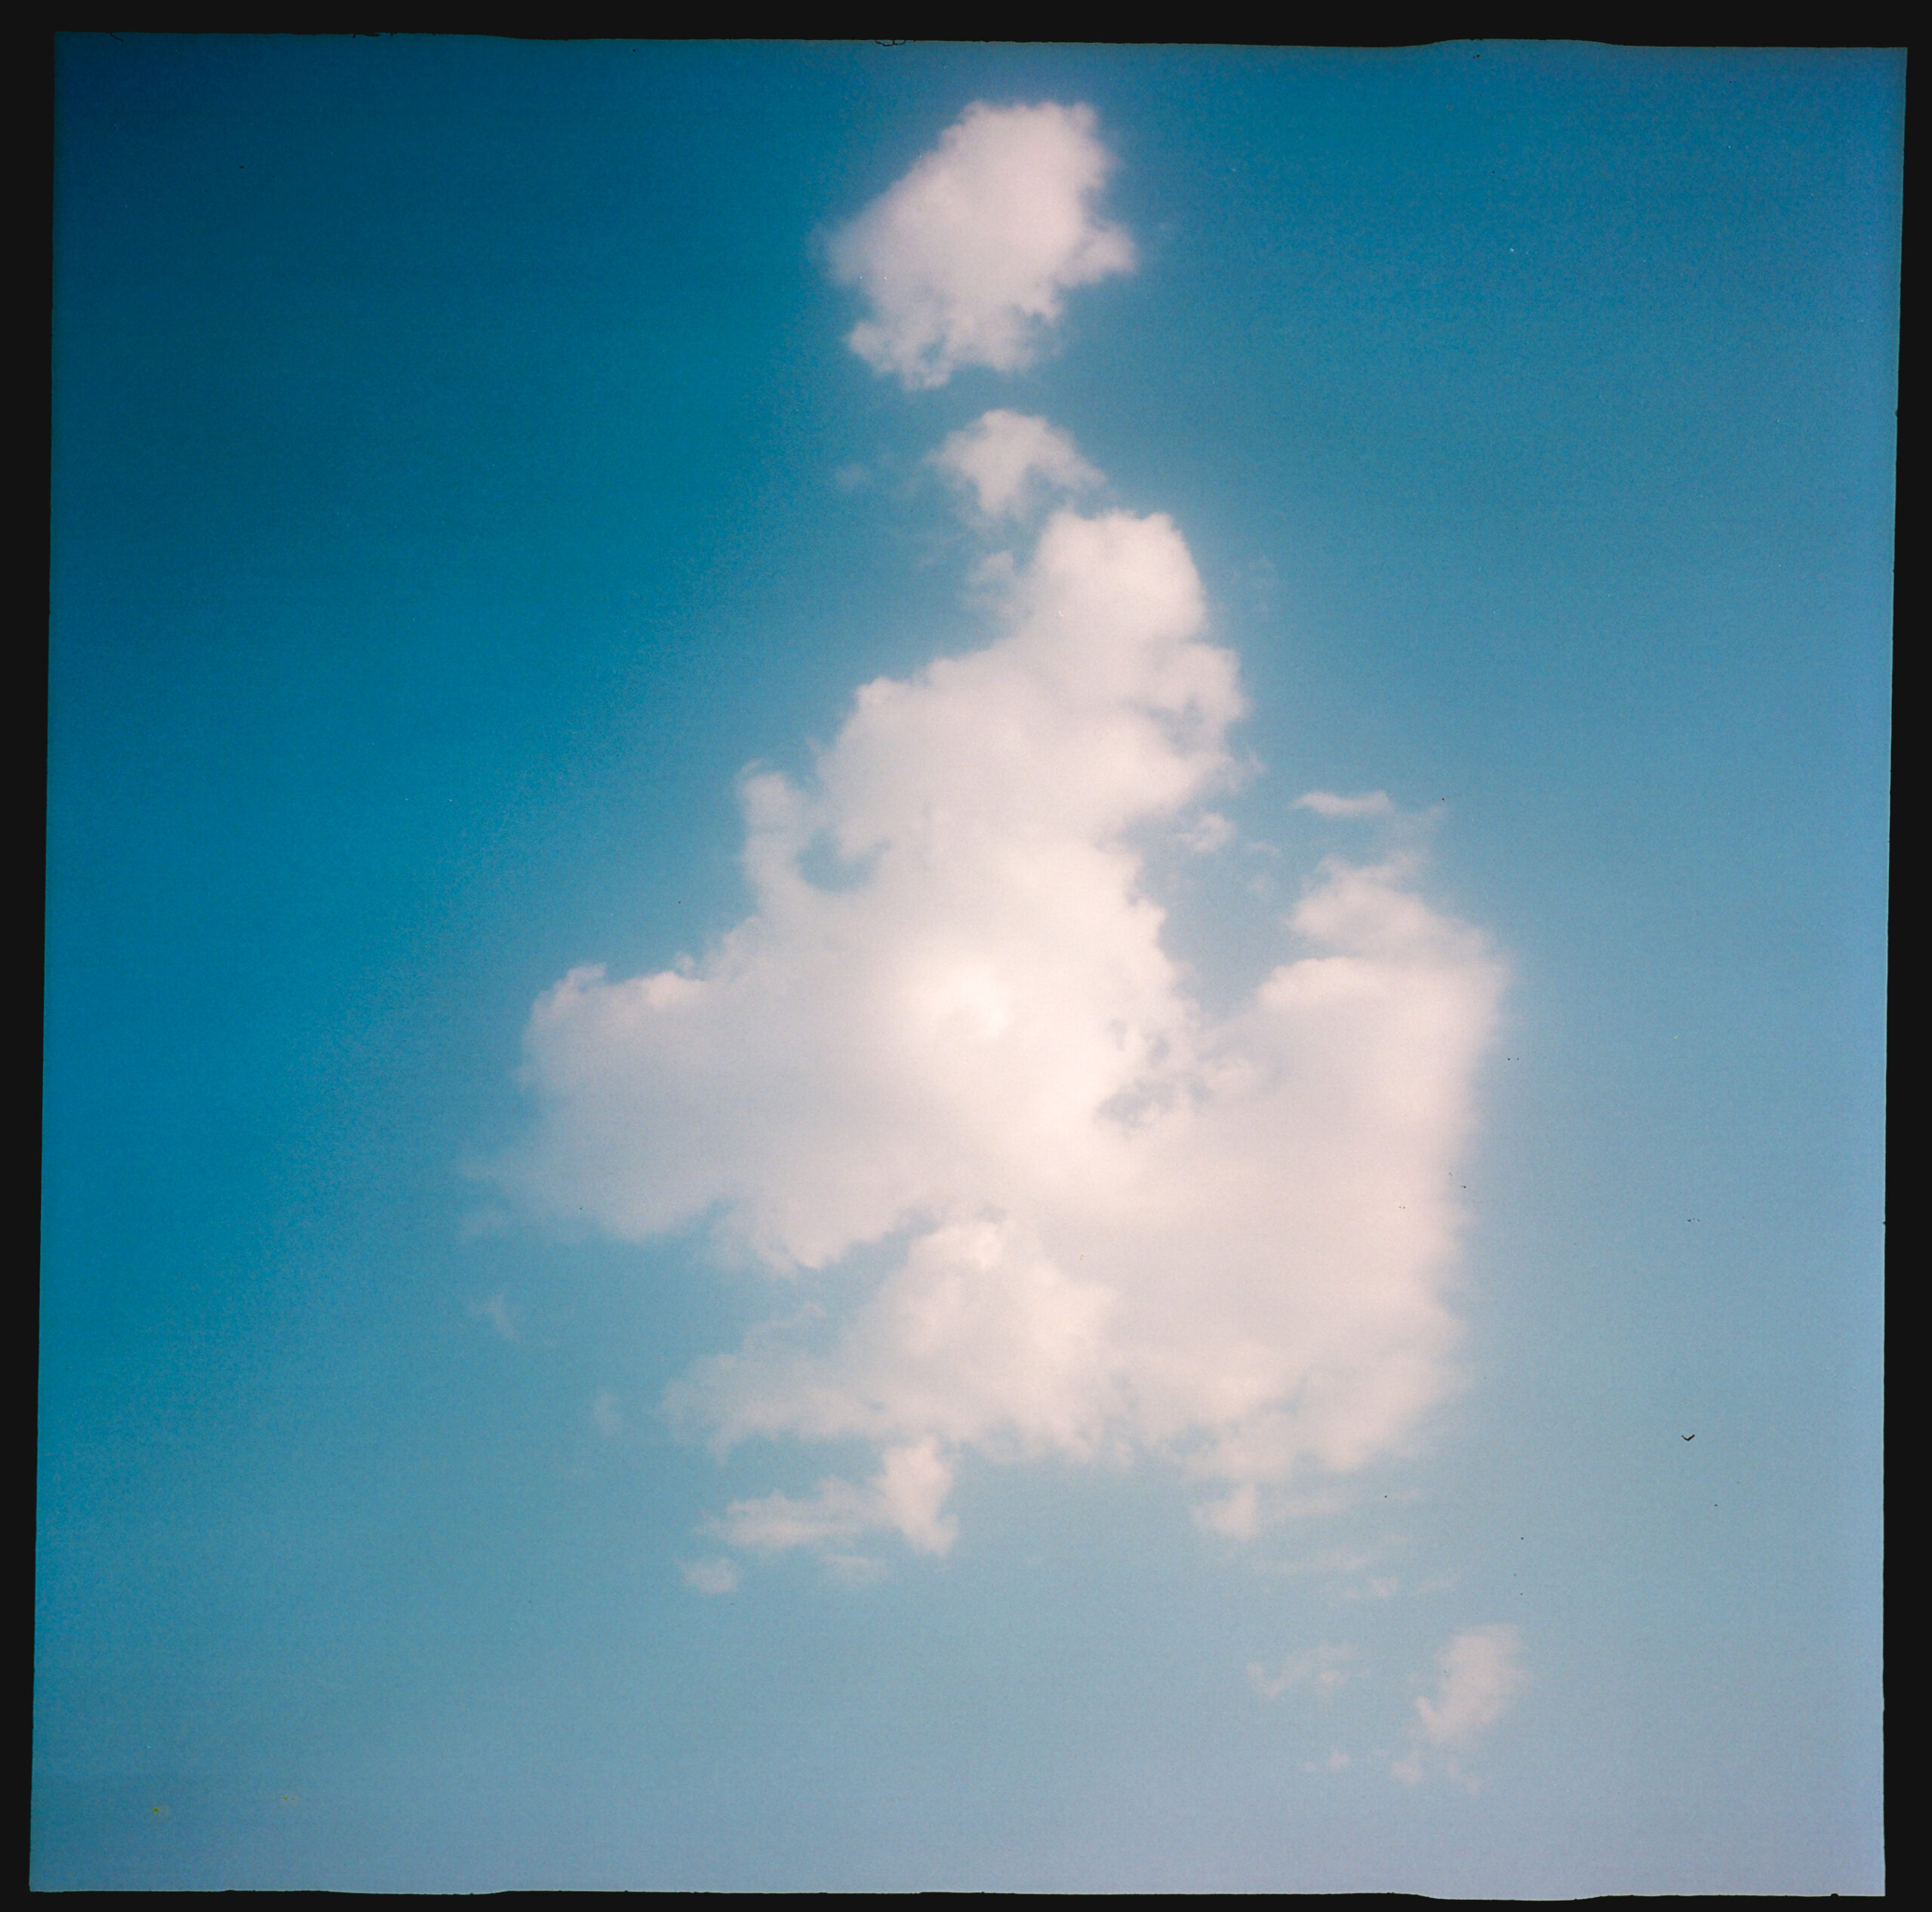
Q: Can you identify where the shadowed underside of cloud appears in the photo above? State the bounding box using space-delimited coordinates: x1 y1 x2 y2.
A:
494 418 1505 1559
829 101 1137 390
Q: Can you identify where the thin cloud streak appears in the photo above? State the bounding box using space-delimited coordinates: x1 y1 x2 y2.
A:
1296 790 1396 819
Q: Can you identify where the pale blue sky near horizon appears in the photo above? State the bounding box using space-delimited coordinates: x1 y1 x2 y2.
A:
42 37 1890 1892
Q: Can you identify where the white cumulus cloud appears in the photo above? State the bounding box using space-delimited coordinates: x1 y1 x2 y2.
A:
829 102 1137 390
1392 1625 1527 1785
493 423 1504 1566
931 410 1104 519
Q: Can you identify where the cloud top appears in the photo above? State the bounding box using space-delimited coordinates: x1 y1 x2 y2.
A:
494 425 1504 1564
829 102 1137 390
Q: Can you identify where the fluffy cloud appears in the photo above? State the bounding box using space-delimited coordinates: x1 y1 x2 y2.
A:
829 102 1137 390
494 417 1504 1566
1392 1625 1527 1784
930 410 1104 518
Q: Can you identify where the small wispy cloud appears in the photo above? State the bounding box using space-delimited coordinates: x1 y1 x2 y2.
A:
820 1552 890 1588
1202 1486 1352 1542
931 410 1104 519
591 1390 623 1437
469 1292 519 1342
1392 1625 1527 1787
680 1557 742 1596
708 1440 958 1560
1248 1641 1360 1700
1261 1545 1378 1581
1339 1575 1404 1603
829 101 1136 390
1179 810 1235 854
1294 790 1395 819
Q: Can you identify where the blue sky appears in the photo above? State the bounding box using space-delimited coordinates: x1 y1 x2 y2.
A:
42 38 1892 1893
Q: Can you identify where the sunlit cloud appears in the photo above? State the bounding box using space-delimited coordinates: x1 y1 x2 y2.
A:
494 410 1504 1566
829 102 1136 390
930 409 1104 520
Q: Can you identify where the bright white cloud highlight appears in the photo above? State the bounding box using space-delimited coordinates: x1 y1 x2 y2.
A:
931 410 1104 518
829 102 1136 390
1392 1625 1527 1784
496 426 1503 1564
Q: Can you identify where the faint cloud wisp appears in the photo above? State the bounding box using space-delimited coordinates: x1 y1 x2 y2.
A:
1392 1625 1527 1788
679 1557 741 1596
1248 1641 1361 1701
469 1292 519 1343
